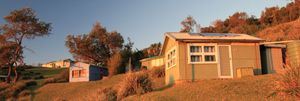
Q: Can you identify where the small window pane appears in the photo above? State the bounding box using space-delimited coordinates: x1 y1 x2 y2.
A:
204 46 215 52
205 55 215 62
190 46 201 53
191 55 202 62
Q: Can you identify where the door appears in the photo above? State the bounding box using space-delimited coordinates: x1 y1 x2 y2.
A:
218 45 233 78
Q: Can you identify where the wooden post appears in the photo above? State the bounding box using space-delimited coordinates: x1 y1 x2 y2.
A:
192 64 195 82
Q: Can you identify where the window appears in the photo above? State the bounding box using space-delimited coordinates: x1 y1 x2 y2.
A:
190 46 201 53
81 69 87 77
189 44 217 64
191 55 202 62
72 69 87 78
204 46 215 52
72 70 79 78
167 47 176 68
205 55 215 62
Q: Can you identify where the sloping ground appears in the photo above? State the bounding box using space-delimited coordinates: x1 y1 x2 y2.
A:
124 74 293 101
257 18 300 41
34 74 165 101
34 74 125 101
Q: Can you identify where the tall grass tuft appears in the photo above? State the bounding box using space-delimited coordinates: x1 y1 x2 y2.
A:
117 71 153 100
275 65 300 98
149 66 165 78
94 87 117 101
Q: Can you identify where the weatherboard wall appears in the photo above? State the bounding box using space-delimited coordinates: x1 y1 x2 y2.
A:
165 41 261 85
231 43 262 76
164 37 180 85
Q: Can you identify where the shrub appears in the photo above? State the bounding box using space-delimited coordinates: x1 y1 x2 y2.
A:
0 80 36 99
107 52 122 76
18 90 31 97
95 87 117 101
275 65 300 98
34 72 41 75
25 80 37 86
21 76 32 80
117 71 153 100
34 75 44 80
42 69 69 85
56 69 69 82
42 78 58 85
0 82 10 91
149 66 165 78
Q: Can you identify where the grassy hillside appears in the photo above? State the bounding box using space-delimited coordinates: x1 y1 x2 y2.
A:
34 74 165 101
0 67 66 100
34 74 123 100
257 18 300 41
33 73 298 101
123 74 295 101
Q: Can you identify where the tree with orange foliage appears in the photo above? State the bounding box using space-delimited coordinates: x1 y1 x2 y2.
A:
180 16 197 33
65 22 124 66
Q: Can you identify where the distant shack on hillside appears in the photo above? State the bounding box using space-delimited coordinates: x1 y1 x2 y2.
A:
69 62 108 82
41 59 74 68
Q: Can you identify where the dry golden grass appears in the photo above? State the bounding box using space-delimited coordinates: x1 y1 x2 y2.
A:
34 74 125 101
257 18 300 41
32 71 299 101
275 65 300 98
148 66 165 78
123 74 299 101
117 71 153 100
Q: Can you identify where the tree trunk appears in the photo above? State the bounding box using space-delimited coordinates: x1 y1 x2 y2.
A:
6 66 12 83
13 67 19 83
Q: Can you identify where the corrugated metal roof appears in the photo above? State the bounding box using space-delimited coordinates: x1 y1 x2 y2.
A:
166 32 264 41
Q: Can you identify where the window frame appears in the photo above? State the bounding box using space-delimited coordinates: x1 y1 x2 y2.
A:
188 43 218 64
166 47 176 69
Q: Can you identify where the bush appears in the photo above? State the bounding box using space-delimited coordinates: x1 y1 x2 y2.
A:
0 82 10 91
108 52 122 76
42 69 69 85
21 76 32 80
117 71 153 100
95 87 117 101
42 78 58 85
6 80 36 97
34 75 44 80
275 65 300 98
149 66 165 78
25 80 37 87
34 72 41 75
18 90 31 97
56 69 69 82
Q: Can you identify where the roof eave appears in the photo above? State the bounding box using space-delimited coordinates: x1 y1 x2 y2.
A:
178 39 264 43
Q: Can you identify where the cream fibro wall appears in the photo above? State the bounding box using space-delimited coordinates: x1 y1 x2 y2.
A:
165 40 262 85
163 37 180 85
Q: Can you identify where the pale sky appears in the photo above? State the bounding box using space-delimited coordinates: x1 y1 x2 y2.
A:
0 0 291 65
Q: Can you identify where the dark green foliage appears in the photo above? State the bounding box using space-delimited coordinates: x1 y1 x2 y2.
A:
42 69 69 85
0 80 37 99
34 75 44 80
